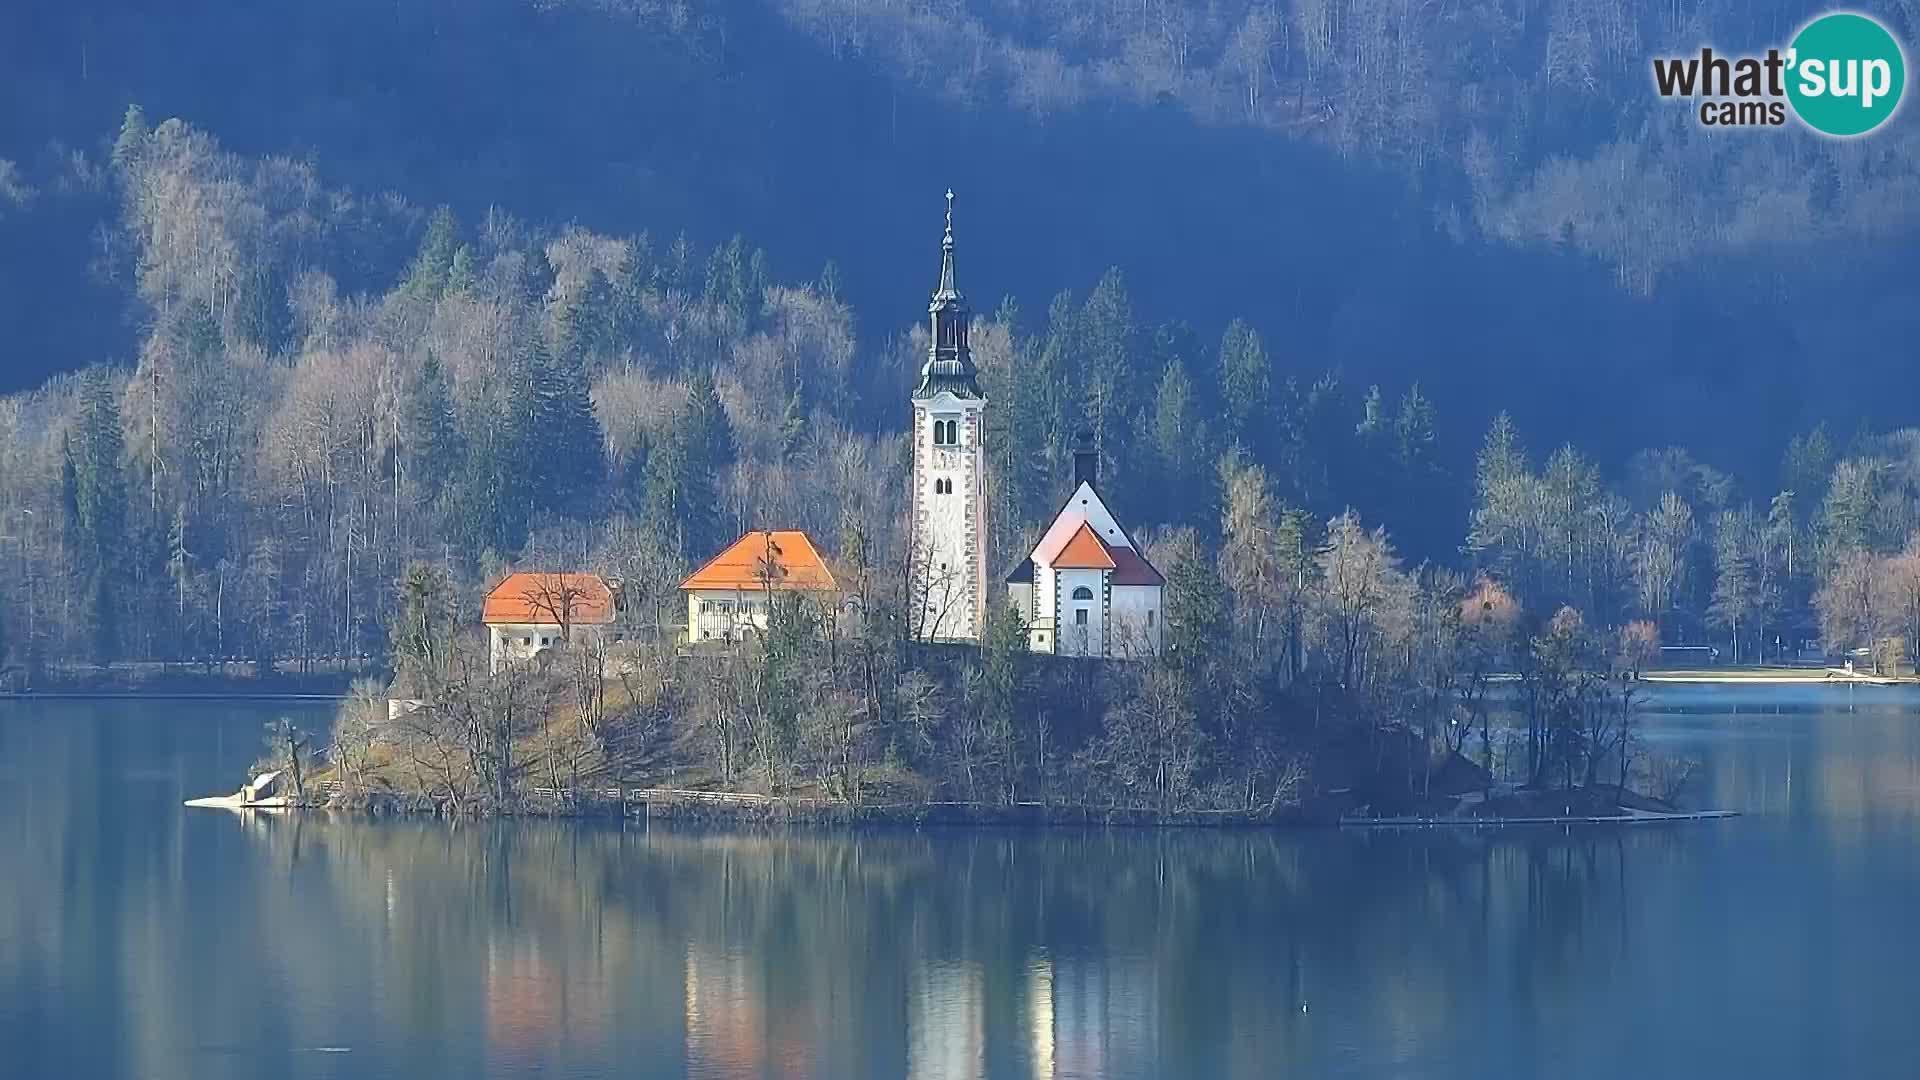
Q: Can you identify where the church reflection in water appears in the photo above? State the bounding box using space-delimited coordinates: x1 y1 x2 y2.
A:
17 695 1920 1078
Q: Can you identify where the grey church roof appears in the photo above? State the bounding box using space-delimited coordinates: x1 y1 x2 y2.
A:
912 189 983 401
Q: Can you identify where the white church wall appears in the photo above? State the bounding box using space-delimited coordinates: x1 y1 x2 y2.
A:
1108 586 1162 658
1056 568 1106 657
912 391 986 641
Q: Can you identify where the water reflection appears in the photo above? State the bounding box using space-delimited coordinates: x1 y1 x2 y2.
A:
199 817 1705 1079
7 694 1920 1078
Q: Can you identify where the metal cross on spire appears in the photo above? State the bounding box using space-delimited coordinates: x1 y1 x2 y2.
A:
944 188 955 244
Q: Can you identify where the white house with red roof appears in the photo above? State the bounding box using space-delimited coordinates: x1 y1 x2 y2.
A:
680 529 844 642
482 571 619 673
1005 433 1164 658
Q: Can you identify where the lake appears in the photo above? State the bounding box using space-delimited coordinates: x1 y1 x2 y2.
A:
4 688 1920 1078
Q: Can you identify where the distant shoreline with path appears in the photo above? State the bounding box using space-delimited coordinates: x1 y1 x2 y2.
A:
1638 666 1916 686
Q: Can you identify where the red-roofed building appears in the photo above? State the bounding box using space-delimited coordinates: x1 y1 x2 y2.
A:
680 530 847 642
482 572 619 672
1005 432 1163 658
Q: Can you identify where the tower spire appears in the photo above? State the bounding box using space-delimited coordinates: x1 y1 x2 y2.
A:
936 188 958 300
913 187 980 400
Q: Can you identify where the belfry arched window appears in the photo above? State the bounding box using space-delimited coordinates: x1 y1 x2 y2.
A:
1071 586 1094 600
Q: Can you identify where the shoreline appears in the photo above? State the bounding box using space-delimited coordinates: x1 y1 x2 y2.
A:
0 666 363 700
3 691 347 702
1340 809 1739 828
14 673 1904 702
1639 667 1914 686
201 785 1731 829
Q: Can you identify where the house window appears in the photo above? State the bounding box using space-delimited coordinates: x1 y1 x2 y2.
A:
522 636 532 646
1075 609 1088 626
540 636 552 646
1072 586 1094 600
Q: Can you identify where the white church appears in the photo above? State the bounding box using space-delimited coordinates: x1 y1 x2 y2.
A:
908 193 1163 658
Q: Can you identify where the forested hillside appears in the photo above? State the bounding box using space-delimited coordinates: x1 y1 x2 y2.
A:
0 110 1916 680
3 0 1917 470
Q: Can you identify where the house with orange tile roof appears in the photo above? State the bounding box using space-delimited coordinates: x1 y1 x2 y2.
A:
1004 431 1164 658
482 571 619 672
680 529 846 643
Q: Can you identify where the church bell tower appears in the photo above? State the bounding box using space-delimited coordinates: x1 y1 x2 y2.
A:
909 190 987 641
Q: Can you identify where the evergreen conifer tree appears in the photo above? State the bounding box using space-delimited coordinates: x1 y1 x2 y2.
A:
408 352 464 503
1217 318 1269 452
401 206 459 301
535 335 606 510
686 368 736 474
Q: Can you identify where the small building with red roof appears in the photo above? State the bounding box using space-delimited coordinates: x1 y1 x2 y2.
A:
481 571 619 672
1005 432 1164 658
680 529 845 643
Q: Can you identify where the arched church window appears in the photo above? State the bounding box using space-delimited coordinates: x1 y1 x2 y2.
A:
1072 586 1094 600
948 420 960 445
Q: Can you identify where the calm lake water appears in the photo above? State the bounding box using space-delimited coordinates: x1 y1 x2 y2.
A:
4 689 1920 1079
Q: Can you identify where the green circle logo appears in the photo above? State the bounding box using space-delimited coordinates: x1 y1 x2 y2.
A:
1787 12 1906 136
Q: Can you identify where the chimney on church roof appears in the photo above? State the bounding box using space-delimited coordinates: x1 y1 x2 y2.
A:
1072 429 1098 491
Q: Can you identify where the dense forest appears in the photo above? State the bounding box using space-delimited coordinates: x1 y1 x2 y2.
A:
1 0 1916 811
3 0 1918 467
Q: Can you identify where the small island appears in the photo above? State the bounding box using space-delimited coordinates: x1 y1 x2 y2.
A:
191 203 1733 827
213 557 1725 827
